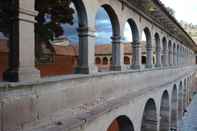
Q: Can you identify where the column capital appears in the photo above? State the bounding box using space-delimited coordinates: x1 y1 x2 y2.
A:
111 35 121 44
77 26 96 37
131 41 140 45
132 43 141 48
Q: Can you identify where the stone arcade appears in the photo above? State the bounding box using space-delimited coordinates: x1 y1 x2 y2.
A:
0 0 197 131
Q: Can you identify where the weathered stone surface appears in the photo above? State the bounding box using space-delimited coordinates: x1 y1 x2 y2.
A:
2 96 36 131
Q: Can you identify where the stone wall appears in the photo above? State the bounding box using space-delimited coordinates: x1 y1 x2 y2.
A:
0 66 195 131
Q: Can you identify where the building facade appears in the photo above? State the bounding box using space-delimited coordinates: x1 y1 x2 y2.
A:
0 0 197 131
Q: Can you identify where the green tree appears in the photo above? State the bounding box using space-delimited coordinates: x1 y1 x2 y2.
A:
35 0 75 42
166 7 175 16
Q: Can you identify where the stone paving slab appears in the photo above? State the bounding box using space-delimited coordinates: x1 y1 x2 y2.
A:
180 95 197 131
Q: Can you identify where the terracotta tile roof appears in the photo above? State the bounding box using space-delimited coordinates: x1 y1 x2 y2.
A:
95 43 133 55
0 39 147 56
53 45 78 56
0 40 9 53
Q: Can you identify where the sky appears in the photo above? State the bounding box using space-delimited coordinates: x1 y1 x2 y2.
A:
160 0 197 25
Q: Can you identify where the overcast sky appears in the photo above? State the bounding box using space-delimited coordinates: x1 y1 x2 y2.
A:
160 0 197 25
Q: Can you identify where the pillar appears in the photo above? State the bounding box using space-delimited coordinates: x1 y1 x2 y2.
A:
111 35 123 71
3 0 40 82
76 26 97 74
163 47 168 67
146 45 153 68
131 41 141 69
169 47 173 66
156 44 162 67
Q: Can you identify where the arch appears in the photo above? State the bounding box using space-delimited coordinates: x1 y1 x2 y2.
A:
160 90 170 131
103 57 109 65
101 4 120 36
141 98 157 131
154 33 161 48
177 44 179 64
173 43 176 65
95 57 101 65
154 33 161 66
162 37 167 66
168 40 172 66
171 85 178 130
127 18 140 42
141 27 152 67
95 4 120 71
143 27 152 46
178 81 183 120
107 115 134 131
142 56 146 64
183 79 187 110
124 56 130 65
72 0 88 26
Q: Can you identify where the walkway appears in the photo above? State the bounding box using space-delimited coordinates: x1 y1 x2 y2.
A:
180 94 197 131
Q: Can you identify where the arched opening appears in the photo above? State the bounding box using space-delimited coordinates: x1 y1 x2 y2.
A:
183 79 187 110
171 85 178 130
187 78 190 105
162 37 167 66
35 0 88 77
107 116 134 131
178 82 183 120
141 99 157 131
177 45 179 64
123 19 139 68
160 90 170 131
96 57 101 65
153 56 156 65
173 43 176 65
154 33 161 67
95 4 120 72
142 56 147 64
103 57 109 65
168 41 172 66
124 56 130 65
142 27 152 68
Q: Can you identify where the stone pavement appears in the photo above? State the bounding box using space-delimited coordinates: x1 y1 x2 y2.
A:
179 94 197 131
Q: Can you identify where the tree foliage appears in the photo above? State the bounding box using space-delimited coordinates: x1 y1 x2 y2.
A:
166 7 175 16
36 0 75 42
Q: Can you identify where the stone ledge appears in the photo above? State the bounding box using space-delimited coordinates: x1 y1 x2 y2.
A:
0 65 196 90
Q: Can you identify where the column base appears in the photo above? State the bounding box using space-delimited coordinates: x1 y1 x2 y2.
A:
75 65 97 74
146 64 153 68
170 127 177 131
3 67 40 82
111 65 122 71
131 64 141 70
155 64 162 68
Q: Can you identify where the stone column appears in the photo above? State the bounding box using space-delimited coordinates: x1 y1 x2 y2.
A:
163 47 168 67
156 45 162 67
76 26 97 74
3 0 40 82
131 42 141 69
111 35 123 71
169 47 173 66
173 49 177 66
146 45 153 68
177 49 179 65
